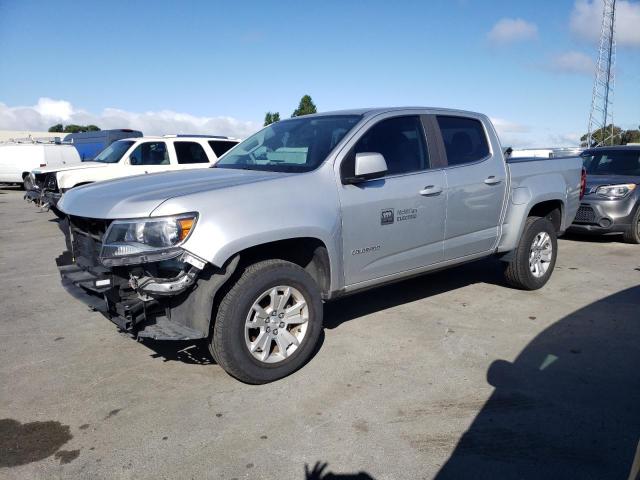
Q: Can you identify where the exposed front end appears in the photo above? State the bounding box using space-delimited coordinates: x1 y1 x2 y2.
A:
24 172 62 210
56 214 214 340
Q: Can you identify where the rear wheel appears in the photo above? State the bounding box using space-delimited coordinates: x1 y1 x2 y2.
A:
622 206 640 244
210 259 323 384
504 216 557 290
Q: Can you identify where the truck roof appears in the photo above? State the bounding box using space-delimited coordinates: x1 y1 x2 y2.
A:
297 106 488 119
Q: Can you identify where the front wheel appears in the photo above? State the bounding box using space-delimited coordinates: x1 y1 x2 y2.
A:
504 216 558 290
210 259 323 384
622 206 640 244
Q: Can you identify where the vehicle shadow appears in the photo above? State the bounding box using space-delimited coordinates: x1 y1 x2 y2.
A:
562 231 626 244
324 257 505 329
435 285 640 479
142 339 216 365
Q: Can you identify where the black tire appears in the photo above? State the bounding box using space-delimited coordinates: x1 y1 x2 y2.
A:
622 206 640 244
22 174 32 191
210 259 323 384
504 216 558 290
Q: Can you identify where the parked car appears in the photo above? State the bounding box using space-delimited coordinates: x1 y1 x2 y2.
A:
25 135 239 216
569 145 640 243
0 141 81 189
64 129 143 161
55 108 583 383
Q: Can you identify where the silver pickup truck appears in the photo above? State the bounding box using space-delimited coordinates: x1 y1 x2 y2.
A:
56 107 584 383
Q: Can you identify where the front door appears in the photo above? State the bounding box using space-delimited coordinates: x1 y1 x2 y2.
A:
128 141 172 174
338 115 447 286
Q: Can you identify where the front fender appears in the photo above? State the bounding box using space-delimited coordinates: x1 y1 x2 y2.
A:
152 170 344 293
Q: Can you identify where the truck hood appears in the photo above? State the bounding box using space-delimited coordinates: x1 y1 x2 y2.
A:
586 174 640 191
58 167 288 219
33 161 108 175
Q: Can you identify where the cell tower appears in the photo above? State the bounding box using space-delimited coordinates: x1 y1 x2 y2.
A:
587 0 617 147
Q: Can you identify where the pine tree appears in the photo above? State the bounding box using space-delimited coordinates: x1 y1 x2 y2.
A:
292 95 317 117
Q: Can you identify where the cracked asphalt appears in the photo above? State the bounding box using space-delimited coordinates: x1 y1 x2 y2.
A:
1 186 638 479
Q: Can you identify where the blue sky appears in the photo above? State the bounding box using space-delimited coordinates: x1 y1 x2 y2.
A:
0 0 638 146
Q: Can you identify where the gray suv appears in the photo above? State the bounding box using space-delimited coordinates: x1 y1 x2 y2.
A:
569 146 640 243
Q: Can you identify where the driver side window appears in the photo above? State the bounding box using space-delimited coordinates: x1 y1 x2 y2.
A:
341 116 429 179
129 142 170 166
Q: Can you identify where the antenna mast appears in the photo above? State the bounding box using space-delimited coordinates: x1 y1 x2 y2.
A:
587 0 617 147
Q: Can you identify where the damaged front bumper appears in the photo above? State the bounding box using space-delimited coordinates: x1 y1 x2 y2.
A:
56 218 217 341
25 188 61 209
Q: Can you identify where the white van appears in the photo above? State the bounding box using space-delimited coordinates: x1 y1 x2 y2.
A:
0 143 81 188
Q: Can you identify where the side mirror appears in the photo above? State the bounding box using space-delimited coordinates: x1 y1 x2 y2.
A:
129 155 138 166
344 152 388 184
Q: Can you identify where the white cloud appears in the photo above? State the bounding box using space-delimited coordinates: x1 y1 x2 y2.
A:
548 51 595 74
487 18 538 44
570 0 640 47
491 117 530 134
490 118 582 148
490 117 532 147
0 98 260 139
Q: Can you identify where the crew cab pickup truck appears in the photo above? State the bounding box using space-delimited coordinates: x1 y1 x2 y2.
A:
55 108 583 384
25 135 239 216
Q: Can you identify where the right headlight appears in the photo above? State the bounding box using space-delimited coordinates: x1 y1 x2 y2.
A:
595 183 636 199
100 213 198 265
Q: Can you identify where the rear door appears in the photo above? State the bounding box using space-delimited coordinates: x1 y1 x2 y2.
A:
173 141 214 170
434 115 507 260
338 115 447 286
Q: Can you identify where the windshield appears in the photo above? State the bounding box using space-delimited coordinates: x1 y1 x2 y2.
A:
216 115 362 173
582 150 640 176
93 140 135 163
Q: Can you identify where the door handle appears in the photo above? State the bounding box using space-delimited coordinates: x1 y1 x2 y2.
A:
419 185 443 196
484 176 502 185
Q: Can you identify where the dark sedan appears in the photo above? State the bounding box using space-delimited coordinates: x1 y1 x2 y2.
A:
569 146 640 243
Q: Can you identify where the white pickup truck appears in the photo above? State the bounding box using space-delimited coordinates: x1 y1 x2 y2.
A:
25 135 239 215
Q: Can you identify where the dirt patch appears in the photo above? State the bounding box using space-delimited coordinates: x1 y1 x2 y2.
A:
0 418 73 467
54 449 80 464
104 408 121 420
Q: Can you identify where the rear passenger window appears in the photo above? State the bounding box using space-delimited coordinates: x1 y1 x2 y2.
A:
175 142 209 164
342 116 429 178
208 140 237 158
437 116 490 166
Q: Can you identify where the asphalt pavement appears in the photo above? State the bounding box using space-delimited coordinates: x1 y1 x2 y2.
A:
1 186 638 480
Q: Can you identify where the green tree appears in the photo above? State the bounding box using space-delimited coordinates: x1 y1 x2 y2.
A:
292 95 317 117
580 124 624 147
264 112 281 126
48 124 64 133
62 124 101 133
622 127 640 145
